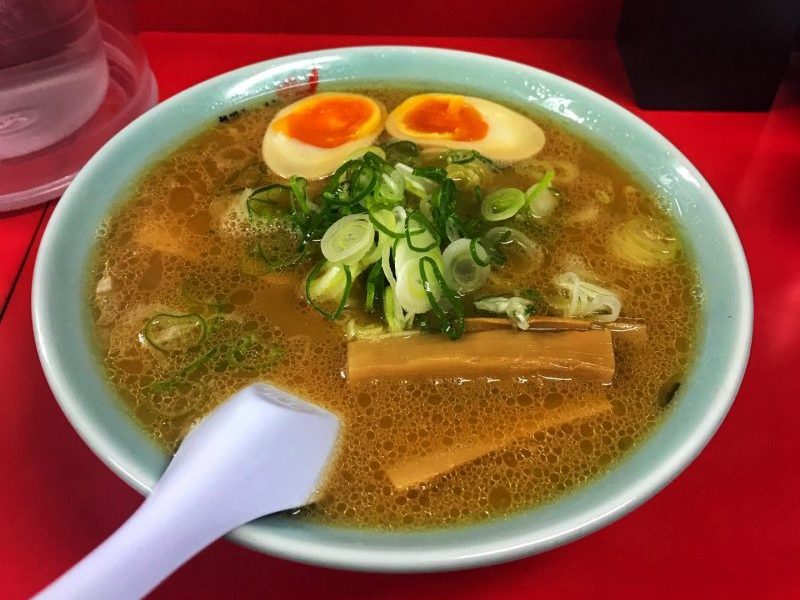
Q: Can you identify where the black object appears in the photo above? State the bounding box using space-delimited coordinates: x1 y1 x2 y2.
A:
617 0 800 111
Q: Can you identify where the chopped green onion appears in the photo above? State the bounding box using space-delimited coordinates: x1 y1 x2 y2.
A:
396 258 441 314
364 260 384 312
480 231 509 266
372 170 405 206
359 238 384 266
368 208 402 239
444 216 461 243
181 286 229 312
394 163 438 199
350 163 379 203
483 226 515 247
608 216 679 267
404 211 440 252
320 214 375 264
147 347 218 403
144 313 207 353
289 176 310 214
383 286 403 332
446 162 489 190
483 226 540 269
469 238 491 267
383 140 419 166
412 166 447 183
305 259 353 320
525 169 558 218
480 187 526 221
247 184 291 219
325 159 379 206
442 238 491 294
362 150 391 172
446 149 478 164
227 334 283 371
181 346 218 375
381 241 396 288
430 177 451 219
419 256 465 340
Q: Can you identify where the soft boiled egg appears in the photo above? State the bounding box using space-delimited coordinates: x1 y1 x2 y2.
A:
262 92 386 180
385 93 545 162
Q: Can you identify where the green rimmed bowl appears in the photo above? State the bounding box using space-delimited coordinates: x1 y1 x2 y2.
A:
32 46 752 572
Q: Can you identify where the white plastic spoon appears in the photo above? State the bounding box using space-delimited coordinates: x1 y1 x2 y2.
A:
37 383 340 600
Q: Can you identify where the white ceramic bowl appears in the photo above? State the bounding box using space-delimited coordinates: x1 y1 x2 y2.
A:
33 47 752 572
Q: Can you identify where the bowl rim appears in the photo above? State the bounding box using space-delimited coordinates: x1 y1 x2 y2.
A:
32 45 753 572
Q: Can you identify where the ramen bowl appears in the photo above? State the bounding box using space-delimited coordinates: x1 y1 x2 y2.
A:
32 46 752 572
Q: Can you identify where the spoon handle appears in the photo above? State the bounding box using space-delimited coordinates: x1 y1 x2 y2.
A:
35 384 340 600
36 487 237 600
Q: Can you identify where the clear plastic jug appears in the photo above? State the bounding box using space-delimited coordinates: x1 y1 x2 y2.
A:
0 0 157 211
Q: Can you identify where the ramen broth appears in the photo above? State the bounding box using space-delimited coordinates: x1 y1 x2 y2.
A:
89 88 700 529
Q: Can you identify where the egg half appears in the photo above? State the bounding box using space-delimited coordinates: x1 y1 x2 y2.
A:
263 92 386 180
385 93 545 162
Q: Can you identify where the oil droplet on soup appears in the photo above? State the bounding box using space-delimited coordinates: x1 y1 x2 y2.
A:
88 87 699 530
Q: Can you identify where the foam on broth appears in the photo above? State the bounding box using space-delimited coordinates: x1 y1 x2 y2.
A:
89 88 700 530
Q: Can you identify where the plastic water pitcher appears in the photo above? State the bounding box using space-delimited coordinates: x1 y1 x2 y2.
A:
0 0 158 211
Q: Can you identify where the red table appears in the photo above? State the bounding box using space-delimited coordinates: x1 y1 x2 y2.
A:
1 33 798 599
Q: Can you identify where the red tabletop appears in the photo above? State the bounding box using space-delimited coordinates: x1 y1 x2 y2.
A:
1 33 798 599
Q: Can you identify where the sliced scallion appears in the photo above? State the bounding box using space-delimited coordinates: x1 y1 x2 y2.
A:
368 208 402 239
525 169 558 219
395 259 441 314
372 170 405 206
227 334 284 371
412 166 447 183
181 286 229 312
144 313 208 353
480 187 526 221
289 176 310 214
326 159 379 206
394 163 438 200
247 184 291 220
350 163 379 203
446 149 478 164
484 226 541 270
446 162 489 190
383 286 403 332
364 260 384 312
404 211 440 252
418 256 465 340
320 214 374 264
442 238 491 294
305 259 353 320
469 238 491 267
383 140 419 166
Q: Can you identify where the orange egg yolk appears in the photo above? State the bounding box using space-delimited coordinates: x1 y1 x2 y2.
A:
401 97 488 141
273 96 377 148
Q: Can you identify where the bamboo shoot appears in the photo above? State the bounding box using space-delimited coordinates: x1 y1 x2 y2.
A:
347 329 615 383
387 395 612 488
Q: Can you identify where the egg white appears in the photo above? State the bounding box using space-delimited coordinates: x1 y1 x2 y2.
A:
385 94 546 162
262 93 386 180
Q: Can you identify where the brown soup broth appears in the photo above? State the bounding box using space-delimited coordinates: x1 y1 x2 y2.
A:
89 88 700 530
